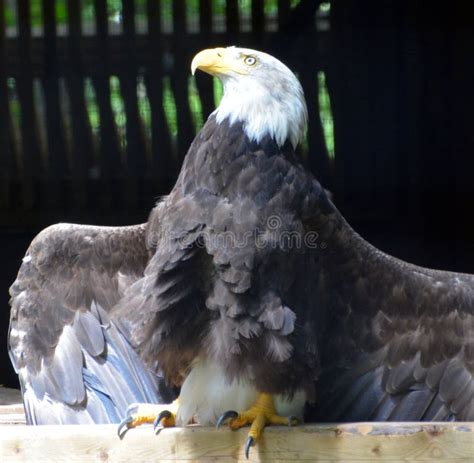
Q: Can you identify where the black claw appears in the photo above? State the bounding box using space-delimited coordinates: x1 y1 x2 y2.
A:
153 410 172 432
244 436 255 459
117 416 134 439
287 415 298 427
216 410 239 430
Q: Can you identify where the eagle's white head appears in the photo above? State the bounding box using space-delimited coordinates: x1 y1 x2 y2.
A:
191 46 307 149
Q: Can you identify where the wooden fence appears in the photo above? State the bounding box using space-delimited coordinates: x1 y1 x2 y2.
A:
0 0 331 224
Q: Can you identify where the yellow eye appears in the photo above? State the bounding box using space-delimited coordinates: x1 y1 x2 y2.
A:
244 56 257 66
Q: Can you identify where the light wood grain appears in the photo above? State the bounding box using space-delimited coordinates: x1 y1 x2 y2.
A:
0 422 473 462
0 406 25 426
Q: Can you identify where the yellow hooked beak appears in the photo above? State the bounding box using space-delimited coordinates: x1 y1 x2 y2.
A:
191 47 246 76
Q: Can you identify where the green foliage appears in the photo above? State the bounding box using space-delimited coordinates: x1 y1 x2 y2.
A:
161 0 173 31
110 76 127 152
81 0 95 22
30 1 43 29
137 76 152 148
265 0 279 16
84 79 100 135
320 2 331 13
7 79 22 155
162 77 178 140
213 77 223 106
56 1 68 23
317 71 335 158
213 0 226 17
188 77 204 133
5 5 15 27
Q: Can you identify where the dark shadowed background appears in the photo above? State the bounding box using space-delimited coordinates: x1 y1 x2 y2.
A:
1 0 474 389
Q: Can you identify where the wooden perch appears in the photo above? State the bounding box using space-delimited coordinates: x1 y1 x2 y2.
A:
0 422 473 462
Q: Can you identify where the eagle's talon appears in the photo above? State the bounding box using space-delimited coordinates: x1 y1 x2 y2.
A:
215 394 299 458
244 436 255 459
153 410 173 431
287 415 298 426
117 400 179 438
117 415 134 439
216 410 239 429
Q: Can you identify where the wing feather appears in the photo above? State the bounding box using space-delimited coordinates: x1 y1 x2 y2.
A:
9 222 171 424
306 199 474 422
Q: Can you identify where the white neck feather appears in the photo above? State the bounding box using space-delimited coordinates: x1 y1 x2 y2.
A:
213 76 307 150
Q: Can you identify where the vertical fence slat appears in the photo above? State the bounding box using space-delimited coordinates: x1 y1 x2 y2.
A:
226 0 239 35
295 3 331 185
278 0 291 29
121 0 146 208
172 0 194 168
0 0 15 209
92 0 121 209
299 67 330 185
146 0 172 192
42 0 67 207
0 0 16 209
67 0 95 209
195 0 215 120
17 0 42 209
199 0 212 34
251 0 264 42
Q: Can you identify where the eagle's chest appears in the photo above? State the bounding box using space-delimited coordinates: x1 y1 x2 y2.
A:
176 358 307 426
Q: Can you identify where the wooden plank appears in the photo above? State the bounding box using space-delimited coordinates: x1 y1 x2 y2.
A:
0 389 24 425
0 404 25 426
0 422 472 461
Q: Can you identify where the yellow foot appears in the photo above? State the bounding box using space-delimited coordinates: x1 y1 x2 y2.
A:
117 398 180 438
216 393 298 459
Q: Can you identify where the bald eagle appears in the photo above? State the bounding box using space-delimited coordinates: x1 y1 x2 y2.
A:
9 47 474 456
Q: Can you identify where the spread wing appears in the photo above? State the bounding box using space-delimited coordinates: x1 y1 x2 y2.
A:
8 223 173 424
308 211 474 422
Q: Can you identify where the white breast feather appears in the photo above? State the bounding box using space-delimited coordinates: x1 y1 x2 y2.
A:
177 359 307 426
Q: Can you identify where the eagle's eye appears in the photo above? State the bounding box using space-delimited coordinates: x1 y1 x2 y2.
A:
243 56 257 66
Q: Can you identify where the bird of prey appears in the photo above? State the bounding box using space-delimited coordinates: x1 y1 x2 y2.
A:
9 47 474 457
